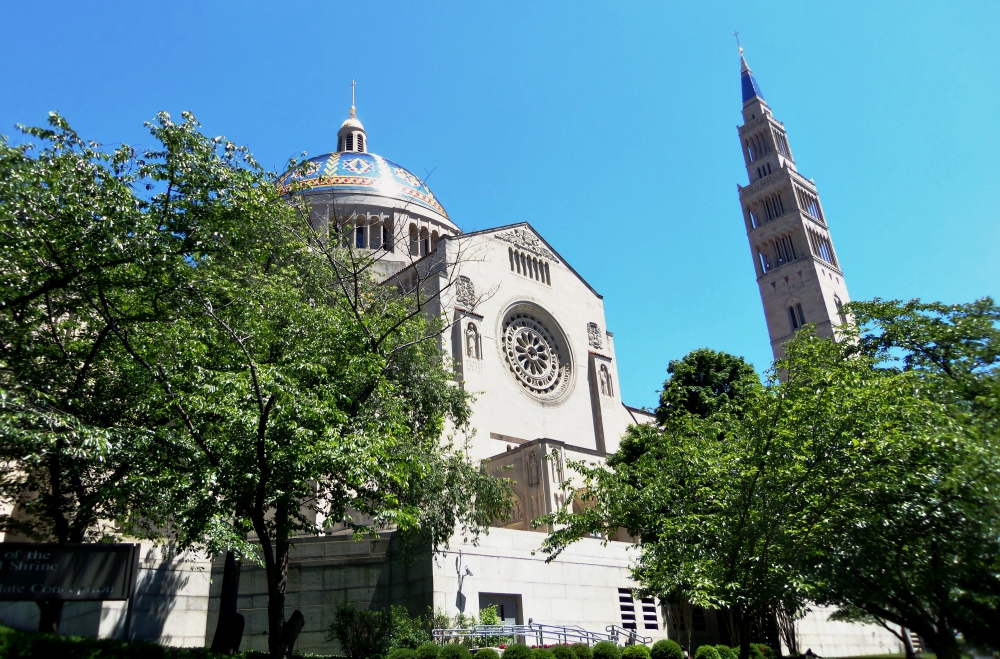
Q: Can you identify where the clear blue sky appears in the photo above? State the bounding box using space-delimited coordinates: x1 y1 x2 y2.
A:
2 1 997 409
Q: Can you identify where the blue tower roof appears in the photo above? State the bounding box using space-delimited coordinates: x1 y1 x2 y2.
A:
740 51 764 104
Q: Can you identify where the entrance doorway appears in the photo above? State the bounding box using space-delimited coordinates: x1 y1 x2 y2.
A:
478 593 522 626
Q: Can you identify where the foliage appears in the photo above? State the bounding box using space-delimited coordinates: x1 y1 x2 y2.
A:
570 644 593 659
654 348 758 425
592 642 621 659
694 647 720 659
387 606 434 650
440 646 473 659
650 640 682 659
715 647 737 659
476 650 501 659
329 602 394 659
551 646 575 659
0 113 511 653
388 651 417 659
621 645 650 659
416 644 441 659
541 303 1000 659
501 644 532 659
749 646 768 659
532 649 555 659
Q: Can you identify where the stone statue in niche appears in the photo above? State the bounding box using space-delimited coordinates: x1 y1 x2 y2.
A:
587 322 603 349
455 275 476 309
599 363 614 397
466 323 480 359
527 450 540 486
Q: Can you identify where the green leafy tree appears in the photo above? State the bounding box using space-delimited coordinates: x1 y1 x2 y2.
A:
0 114 201 631
655 348 758 425
1 113 511 657
801 299 1000 658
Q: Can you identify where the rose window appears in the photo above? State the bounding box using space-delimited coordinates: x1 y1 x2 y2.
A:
501 309 571 402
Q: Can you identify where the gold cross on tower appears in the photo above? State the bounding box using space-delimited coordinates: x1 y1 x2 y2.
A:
350 79 357 117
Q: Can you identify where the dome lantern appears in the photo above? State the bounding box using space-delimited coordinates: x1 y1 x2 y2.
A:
337 80 367 153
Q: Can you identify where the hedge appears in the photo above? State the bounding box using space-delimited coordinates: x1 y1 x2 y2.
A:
592 641 621 659
622 645 651 659
651 640 683 659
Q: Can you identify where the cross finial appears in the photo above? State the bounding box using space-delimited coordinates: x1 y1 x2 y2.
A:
350 79 357 117
734 30 742 55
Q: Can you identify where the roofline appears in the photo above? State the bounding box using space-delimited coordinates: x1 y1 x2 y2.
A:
448 222 603 300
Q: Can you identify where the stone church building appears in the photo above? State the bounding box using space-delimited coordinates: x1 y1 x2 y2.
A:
1 53 905 657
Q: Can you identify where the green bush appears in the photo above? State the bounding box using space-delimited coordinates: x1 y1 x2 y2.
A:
533 649 556 659
570 644 594 659
552 645 575 659
593 641 622 659
389 650 418 659
748 646 765 659
715 646 737 659
441 645 473 659
417 643 443 659
694 646 721 659
753 646 775 659
330 602 395 659
502 644 533 659
651 640 683 659
476 649 501 659
622 645 651 659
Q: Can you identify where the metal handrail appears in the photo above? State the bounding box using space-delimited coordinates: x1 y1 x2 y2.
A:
432 622 652 647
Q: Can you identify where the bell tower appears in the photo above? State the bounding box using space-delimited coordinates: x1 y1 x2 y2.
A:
735 48 850 359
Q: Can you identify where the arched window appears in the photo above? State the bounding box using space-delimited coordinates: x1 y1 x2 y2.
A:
834 295 845 324
345 134 354 152
355 225 365 248
409 224 418 256
419 227 429 256
382 222 393 252
509 248 515 271
357 134 364 152
789 306 800 331
337 137 343 152
431 230 439 252
466 323 480 360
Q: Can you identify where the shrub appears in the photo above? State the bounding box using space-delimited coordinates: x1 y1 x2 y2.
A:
330 602 395 659
622 645 651 659
694 646 721 659
477 649 502 659
593 641 622 659
651 640 683 659
417 643 443 659
388 606 434 650
533 649 556 659
552 645 575 659
441 645 474 659
571 643 594 659
748 646 765 659
390 651 418 659
715 646 737 659
503 644 533 659
753 646 775 659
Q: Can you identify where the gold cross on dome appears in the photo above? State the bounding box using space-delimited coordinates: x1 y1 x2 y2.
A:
350 79 357 116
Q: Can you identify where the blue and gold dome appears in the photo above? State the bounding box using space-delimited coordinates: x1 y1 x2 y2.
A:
278 152 448 219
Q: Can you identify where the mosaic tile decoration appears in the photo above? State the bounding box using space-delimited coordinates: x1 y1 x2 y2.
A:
278 152 448 218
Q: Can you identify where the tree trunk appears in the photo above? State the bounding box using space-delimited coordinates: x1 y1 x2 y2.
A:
37 599 64 634
211 550 244 654
921 630 961 659
901 628 917 659
266 503 295 659
736 607 752 659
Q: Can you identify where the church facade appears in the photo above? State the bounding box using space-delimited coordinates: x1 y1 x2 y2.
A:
1 54 905 658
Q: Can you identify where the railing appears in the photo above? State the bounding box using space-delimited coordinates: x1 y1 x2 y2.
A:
432 623 652 648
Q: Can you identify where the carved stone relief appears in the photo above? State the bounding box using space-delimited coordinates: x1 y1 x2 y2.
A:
587 322 602 349
455 275 476 309
494 228 559 262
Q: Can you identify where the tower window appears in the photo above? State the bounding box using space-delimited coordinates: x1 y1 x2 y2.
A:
383 223 393 251
420 228 429 256
355 226 365 248
789 306 799 330
834 295 846 324
357 134 364 152
409 224 418 256
345 134 354 152
337 137 343 152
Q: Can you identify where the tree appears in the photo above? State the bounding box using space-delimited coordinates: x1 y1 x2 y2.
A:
802 299 1000 658
540 328 991 659
0 114 192 631
1 113 511 656
655 349 758 425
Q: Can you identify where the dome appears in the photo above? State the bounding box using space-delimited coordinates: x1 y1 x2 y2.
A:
277 151 449 219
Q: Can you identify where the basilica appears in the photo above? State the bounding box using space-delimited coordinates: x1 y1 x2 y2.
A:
1 53 908 658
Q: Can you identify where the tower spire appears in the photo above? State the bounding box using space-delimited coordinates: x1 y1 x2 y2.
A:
338 80 367 153
350 79 357 117
734 57 850 360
